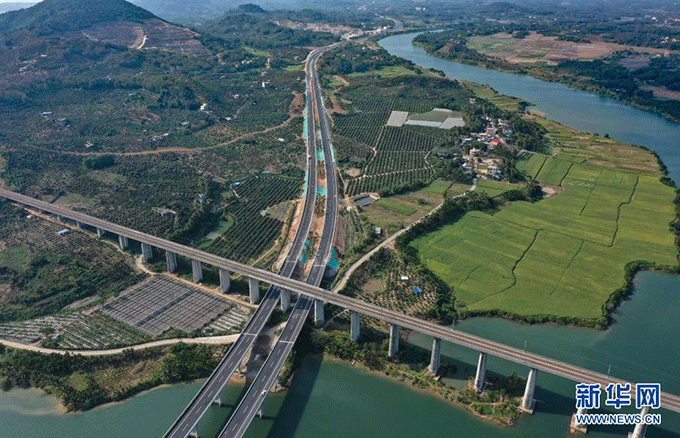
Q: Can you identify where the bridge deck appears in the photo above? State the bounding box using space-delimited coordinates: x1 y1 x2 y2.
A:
1 188 679 415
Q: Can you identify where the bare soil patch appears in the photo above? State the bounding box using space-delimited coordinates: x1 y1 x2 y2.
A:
469 32 676 65
639 85 680 101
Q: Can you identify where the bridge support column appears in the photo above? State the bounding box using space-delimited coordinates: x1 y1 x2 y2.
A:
76 221 84 228
96 227 105 238
189 425 199 438
192 260 203 283
474 352 487 393
249 278 260 304
118 235 128 250
141 243 153 261
219 268 230 293
350 310 360 342
428 338 441 375
388 324 400 358
521 368 537 413
628 406 651 438
212 394 223 407
165 251 177 273
313 299 324 324
280 289 291 312
570 407 588 434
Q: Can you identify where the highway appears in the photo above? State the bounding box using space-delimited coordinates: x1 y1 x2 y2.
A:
4 188 680 418
159 47 323 438
215 43 341 438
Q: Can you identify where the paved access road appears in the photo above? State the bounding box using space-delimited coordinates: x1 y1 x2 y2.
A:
215 43 342 438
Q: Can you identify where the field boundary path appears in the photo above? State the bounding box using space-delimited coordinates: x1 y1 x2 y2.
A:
333 182 476 293
0 334 239 357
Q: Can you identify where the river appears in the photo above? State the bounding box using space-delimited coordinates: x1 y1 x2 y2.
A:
379 31 680 185
2 32 680 438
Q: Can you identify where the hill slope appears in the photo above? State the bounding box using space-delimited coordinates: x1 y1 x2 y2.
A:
0 0 156 35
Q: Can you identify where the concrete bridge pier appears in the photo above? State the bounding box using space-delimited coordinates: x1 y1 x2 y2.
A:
189 424 199 438
570 407 588 434
350 310 360 342
280 289 291 313
219 268 230 293
165 251 177 273
388 324 400 358
249 278 260 304
474 352 487 393
141 243 153 261
428 338 441 375
628 406 651 438
96 227 105 238
118 235 128 250
76 221 84 228
313 299 324 324
192 260 203 283
520 368 537 413
212 394 223 407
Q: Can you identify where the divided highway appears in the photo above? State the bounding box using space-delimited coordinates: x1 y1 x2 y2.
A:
216 43 341 438
3 184 680 418
161 48 323 438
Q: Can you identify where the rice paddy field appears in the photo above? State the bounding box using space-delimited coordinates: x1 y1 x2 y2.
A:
475 180 522 198
410 155 678 319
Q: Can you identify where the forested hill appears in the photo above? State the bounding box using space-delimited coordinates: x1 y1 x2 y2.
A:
0 0 157 35
204 8 337 49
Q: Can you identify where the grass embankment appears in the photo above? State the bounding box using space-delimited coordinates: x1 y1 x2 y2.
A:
0 343 229 411
462 81 526 112
409 120 678 325
283 327 524 426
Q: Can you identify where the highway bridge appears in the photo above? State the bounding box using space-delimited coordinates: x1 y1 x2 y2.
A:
159 40 325 438
2 24 678 438
215 42 341 438
4 181 680 421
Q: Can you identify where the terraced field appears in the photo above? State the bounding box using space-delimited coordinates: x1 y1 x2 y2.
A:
411 157 678 320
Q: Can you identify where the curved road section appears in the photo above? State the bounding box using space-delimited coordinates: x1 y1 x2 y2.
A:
160 50 322 438
216 43 341 438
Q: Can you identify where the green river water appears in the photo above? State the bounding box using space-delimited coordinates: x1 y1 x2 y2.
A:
2 32 680 438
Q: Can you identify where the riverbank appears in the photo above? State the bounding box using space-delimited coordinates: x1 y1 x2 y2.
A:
410 36 680 125
0 342 230 412
284 326 524 426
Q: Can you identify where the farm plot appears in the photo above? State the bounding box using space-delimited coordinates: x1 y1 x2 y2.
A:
534 157 573 186
516 152 547 180
206 174 302 263
475 180 523 198
0 315 79 343
205 306 251 335
535 118 659 174
56 313 147 350
344 127 440 196
0 204 139 321
100 276 233 336
410 161 678 320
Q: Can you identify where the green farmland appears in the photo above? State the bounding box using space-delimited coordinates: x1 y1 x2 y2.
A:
475 180 522 198
411 156 678 320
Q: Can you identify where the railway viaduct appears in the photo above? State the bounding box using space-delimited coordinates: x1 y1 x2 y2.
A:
1 188 678 438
